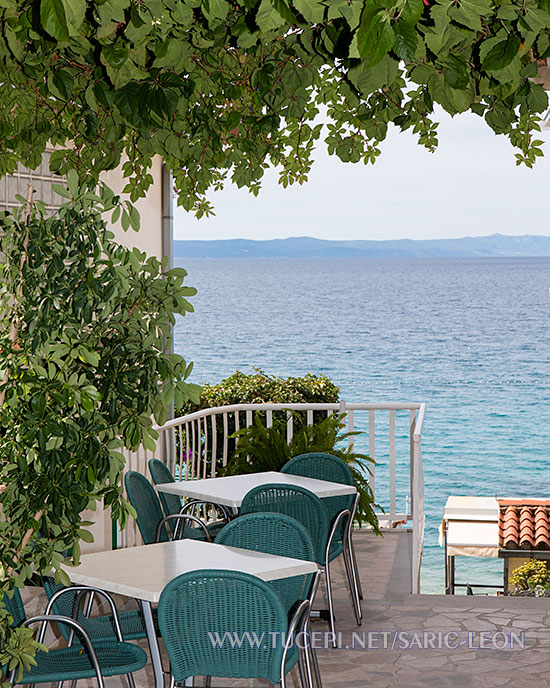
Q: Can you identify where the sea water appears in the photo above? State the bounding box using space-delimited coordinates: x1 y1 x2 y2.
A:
173 257 550 594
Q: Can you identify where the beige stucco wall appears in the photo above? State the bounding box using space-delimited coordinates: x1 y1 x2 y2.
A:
101 155 164 259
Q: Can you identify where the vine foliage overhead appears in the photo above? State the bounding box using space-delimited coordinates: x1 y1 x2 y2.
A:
1 0 549 217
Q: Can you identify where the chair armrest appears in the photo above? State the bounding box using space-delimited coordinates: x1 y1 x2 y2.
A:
156 513 212 543
22 614 105 688
44 585 124 642
325 509 351 564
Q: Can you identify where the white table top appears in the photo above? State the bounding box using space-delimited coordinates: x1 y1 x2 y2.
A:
156 471 356 508
64 539 318 603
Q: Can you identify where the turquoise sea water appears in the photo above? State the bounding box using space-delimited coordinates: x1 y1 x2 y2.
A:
173 257 550 594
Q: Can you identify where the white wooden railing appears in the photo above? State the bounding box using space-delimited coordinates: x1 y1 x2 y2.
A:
121 400 426 593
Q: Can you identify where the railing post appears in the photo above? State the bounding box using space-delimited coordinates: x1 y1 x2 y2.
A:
410 404 426 594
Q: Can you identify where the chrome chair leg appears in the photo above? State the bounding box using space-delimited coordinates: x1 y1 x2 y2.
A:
343 520 362 620
310 645 322 688
342 537 362 625
127 673 136 688
204 677 212 687
348 529 363 600
347 497 363 601
301 622 319 688
298 655 308 688
323 564 337 647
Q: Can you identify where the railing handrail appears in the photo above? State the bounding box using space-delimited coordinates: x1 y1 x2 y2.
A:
153 401 426 431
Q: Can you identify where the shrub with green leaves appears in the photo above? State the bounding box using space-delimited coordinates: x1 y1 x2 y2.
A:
0 179 199 683
510 559 550 593
179 369 340 412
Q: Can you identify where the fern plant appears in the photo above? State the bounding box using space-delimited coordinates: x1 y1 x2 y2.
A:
227 412 380 532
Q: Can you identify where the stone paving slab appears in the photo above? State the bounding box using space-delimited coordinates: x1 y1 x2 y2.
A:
19 529 550 687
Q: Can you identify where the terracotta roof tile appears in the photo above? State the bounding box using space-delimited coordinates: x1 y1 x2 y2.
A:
498 500 550 550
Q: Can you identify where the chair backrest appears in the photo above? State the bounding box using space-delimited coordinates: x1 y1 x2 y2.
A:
124 470 169 544
148 458 182 517
41 577 107 642
42 576 76 634
2 587 26 628
240 483 329 565
215 512 315 615
281 452 355 531
158 569 289 685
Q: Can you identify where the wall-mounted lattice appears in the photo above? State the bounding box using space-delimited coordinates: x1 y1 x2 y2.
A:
0 152 66 214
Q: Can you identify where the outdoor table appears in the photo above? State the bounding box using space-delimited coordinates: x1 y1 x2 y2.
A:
63 538 318 688
155 470 357 514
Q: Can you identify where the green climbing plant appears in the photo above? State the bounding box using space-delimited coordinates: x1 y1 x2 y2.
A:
0 177 200 683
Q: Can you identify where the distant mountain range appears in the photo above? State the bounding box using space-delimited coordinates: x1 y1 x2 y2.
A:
173 234 550 259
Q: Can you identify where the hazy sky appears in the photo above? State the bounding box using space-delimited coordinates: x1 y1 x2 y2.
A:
173 108 550 242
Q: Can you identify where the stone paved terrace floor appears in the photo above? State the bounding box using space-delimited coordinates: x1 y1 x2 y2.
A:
22 529 550 687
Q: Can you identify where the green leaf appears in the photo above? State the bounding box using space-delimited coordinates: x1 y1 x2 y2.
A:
523 5 550 32
393 20 418 61
256 0 287 31
357 7 395 66
443 55 469 89
40 0 69 41
482 33 521 71
102 41 129 69
60 0 86 34
448 0 493 31
348 54 399 94
526 82 548 112
52 69 74 100
401 0 424 24
520 61 539 78
78 348 100 367
292 0 325 22
485 105 515 133
51 183 72 199
203 0 230 22
77 528 94 543
66 169 78 195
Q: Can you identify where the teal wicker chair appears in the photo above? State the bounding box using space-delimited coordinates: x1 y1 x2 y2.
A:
148 458 184 516
281 452 363 603
215 512 316 616
241 484 360 643
148 459 230 539
157 569 311 688
215 513 322 688
2 587 147 687
124 470 211 544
